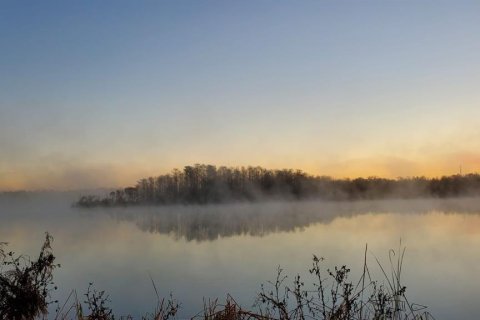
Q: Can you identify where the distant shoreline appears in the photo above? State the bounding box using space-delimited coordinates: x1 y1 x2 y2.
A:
73 164 480 207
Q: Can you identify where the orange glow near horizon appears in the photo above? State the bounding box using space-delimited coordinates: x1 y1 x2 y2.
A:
2 151 480 191
2 1 480 191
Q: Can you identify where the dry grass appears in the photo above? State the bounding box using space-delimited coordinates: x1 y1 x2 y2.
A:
1 236 434 320
0 233 60 319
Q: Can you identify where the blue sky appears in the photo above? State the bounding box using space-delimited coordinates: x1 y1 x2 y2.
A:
1 1 480 189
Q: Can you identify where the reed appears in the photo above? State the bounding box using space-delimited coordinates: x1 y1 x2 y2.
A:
0 236 434 320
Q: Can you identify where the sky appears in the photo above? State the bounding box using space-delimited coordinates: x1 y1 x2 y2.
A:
1 1 480 190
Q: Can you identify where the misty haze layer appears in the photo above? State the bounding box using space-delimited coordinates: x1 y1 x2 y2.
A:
1 194 480 318
75 164 480 207
2 2 480 190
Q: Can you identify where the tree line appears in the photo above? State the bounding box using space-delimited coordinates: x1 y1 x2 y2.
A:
75 164 480 207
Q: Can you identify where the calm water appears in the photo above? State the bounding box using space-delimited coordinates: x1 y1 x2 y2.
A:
1 194 480 319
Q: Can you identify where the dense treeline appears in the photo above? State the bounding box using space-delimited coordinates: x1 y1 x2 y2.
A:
75 164 480 207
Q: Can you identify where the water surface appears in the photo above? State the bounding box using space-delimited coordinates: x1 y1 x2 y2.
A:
1 194 479 319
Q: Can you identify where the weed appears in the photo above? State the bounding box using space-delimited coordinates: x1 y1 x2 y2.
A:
0 236 434 320
0 233 59 320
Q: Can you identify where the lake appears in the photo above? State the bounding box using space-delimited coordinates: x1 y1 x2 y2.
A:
1 193 479 319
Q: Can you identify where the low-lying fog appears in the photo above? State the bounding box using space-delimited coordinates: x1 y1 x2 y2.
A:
1 192 479 318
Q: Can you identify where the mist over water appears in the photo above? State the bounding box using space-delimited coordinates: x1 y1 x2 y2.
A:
1 193 480 318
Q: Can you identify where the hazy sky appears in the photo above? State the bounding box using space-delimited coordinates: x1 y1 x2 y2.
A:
1 1 480 190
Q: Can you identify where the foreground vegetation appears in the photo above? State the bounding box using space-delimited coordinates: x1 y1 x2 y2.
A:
75 164 480 207
0 233 434 320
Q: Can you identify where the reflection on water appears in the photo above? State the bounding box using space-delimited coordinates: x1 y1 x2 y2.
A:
98 198 480 241
1 194 480 319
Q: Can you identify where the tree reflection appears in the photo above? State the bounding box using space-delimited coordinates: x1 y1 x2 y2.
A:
92 198 480 242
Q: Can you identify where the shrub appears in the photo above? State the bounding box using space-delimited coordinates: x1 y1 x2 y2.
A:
0 233 59 320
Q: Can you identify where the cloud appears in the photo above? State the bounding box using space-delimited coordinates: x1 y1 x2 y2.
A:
0 162 152 191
